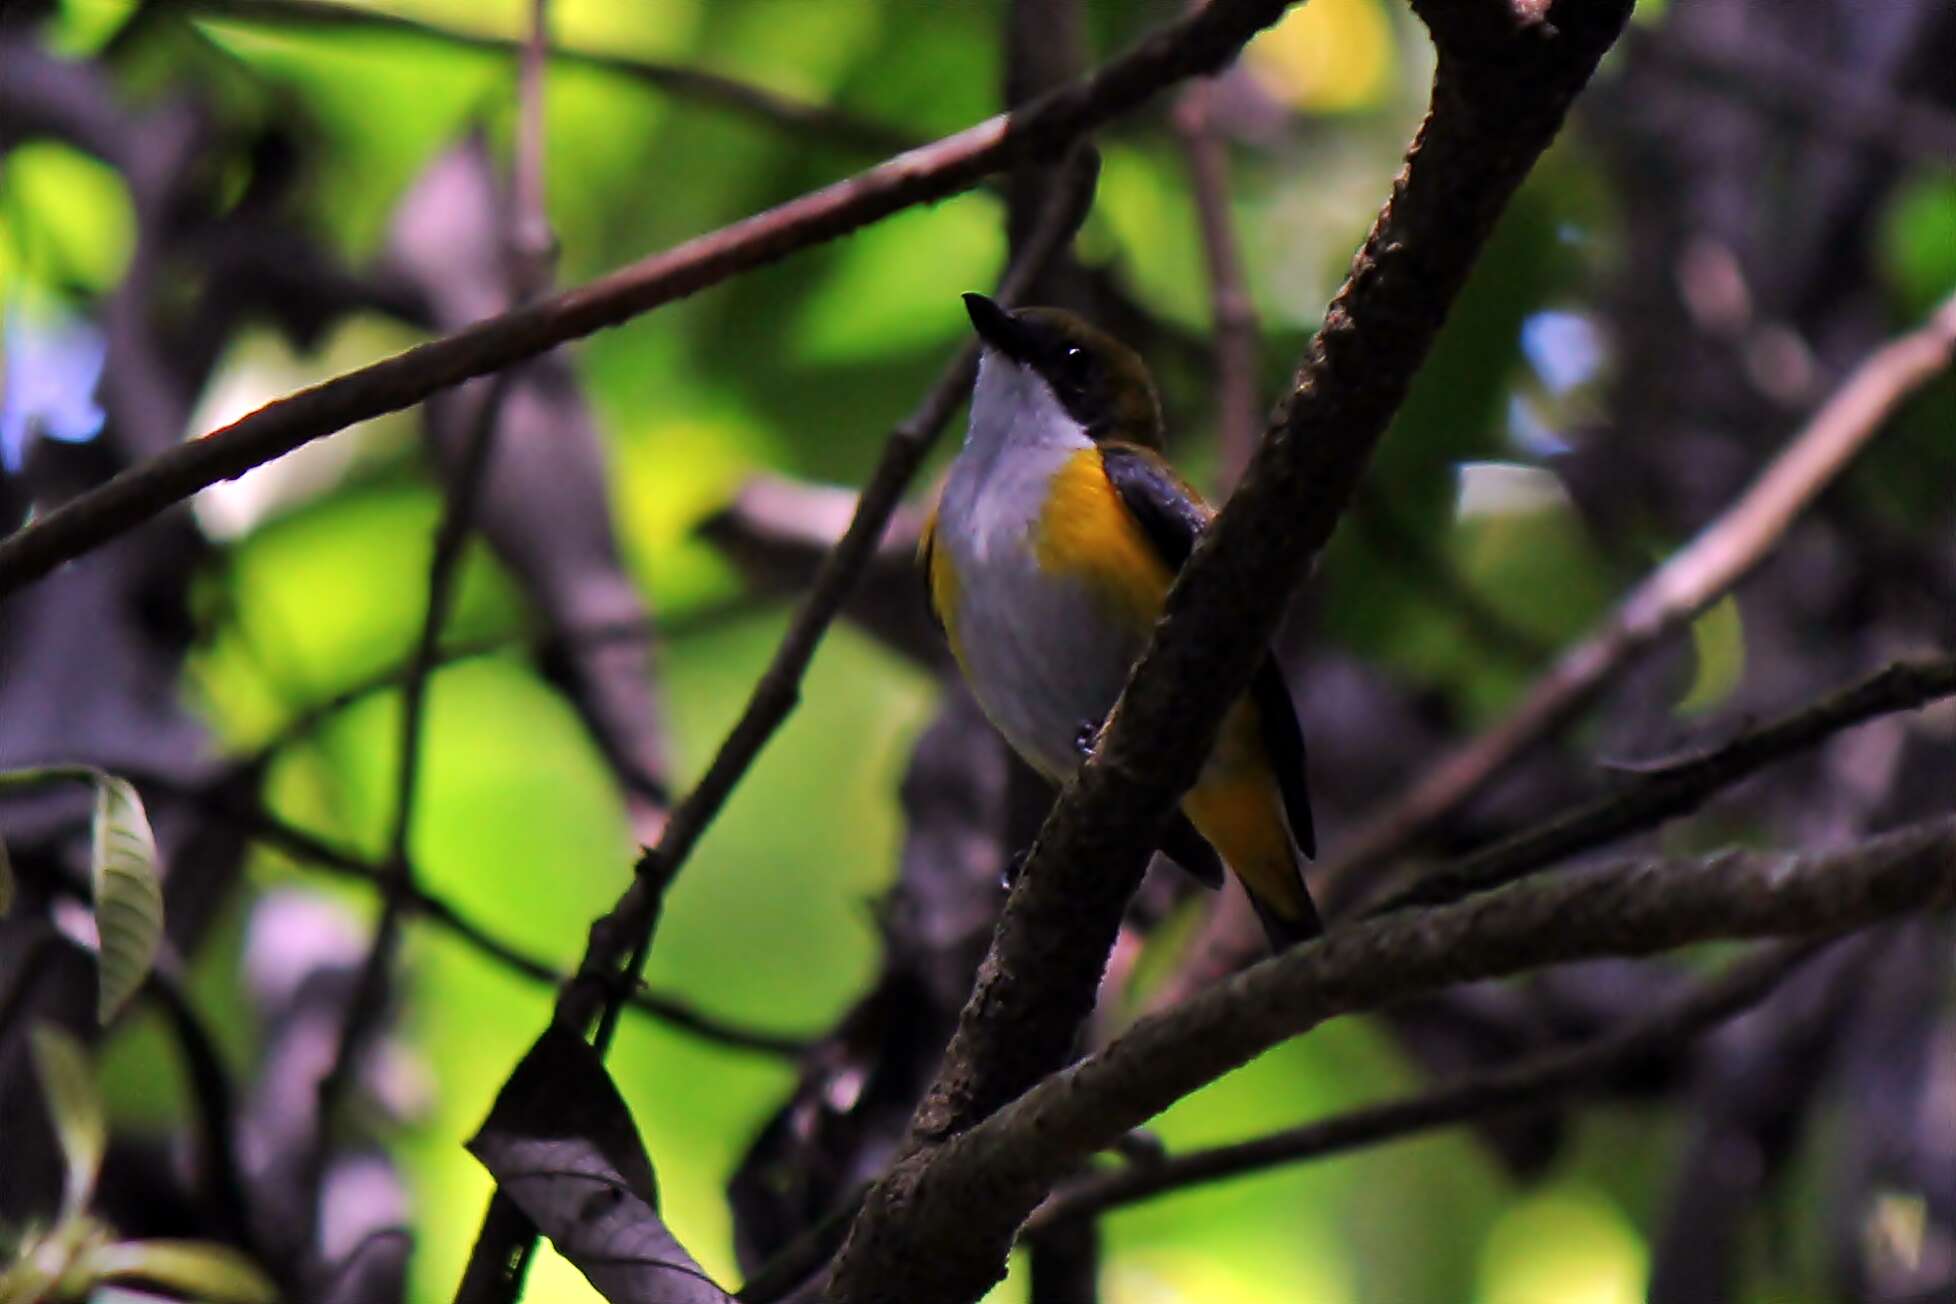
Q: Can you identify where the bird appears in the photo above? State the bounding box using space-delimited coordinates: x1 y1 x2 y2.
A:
918 292 1322 949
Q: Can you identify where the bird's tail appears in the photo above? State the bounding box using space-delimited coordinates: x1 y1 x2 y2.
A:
1182 774 1323 952
1245 872 1324 950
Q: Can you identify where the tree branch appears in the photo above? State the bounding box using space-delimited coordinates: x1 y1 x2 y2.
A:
0 0 1316 602
1375 655 1956 917
148 783 812 1055
172 0 919 157
842 816 1956 1303
1317 286 1956 912
1027 941 1819 1228
827 4 1639 1298
1627 22 1956 165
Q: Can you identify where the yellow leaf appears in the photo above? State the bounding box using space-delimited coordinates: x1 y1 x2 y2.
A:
1678 591 1746 714
1244 0 1394 113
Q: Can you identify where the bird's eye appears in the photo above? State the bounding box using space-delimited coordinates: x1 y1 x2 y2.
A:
1062 345 1089 374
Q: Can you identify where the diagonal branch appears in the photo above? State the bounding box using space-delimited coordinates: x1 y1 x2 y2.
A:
0 0 1318 602
1375 655 1956 917
1317 286 1956 913
844 816 1956 1304
892 0 1634 1163
827 4 1639 1299
173 0 919 156
1027 940 1820 1228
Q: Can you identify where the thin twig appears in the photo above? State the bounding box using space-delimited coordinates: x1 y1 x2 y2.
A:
1026 941 1821 1228
232 789 813 1055
0 0 1312 601
317 17 554 1191
734 1186 870 1304
147 959 255 1253
133 776 811 1055
1316 288 1956 914
310 369 511 1230
1629 23 1956 164
171 0 919 156
1372 655 1956 917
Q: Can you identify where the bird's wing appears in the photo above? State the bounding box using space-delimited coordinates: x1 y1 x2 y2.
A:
1100 442 1316 860
1157 809 1226 889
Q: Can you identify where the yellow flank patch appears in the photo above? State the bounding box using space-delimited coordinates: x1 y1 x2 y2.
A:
1033 446 1173 628
920 506 964 662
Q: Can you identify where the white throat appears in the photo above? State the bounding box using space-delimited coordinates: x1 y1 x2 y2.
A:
964 349 1091 471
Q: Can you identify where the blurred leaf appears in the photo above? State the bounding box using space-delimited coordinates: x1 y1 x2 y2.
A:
1244 0 1394 113
48 0 141 56
0 142 136 293
1320 171 1603 717
206 479 522 714
1878 170 1956 319
1476 1186 1647 1304
0 831 12 916
1371 461 1613 719
791 198 1003 364
1677 592 1745 715
89 774 163 1025
553 0 703 57
1092 144 1206 323
30 1022 106 1219
1455 461 1572 520
190 21 498 254
702 0 880 102
85 1240 279 1304
611 416 770 609
0 766 163 1021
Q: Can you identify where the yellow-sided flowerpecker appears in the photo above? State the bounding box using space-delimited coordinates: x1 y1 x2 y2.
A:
920 293 1323 949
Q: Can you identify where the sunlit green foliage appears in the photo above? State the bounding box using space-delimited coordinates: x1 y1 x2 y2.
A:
9 0 1949 1301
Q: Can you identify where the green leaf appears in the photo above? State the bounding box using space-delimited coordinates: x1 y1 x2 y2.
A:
1678 591 1746 715
29 1023 105 1219
0 1247 59 1304
86 1239 280 1304
0 764 95 792
89 774 163 1025
0 141 137 294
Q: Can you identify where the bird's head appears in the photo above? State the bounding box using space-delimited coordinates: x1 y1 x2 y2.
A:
962 292 1163 451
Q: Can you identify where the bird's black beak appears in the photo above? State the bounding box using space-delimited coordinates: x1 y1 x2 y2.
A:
962 292 1036 363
